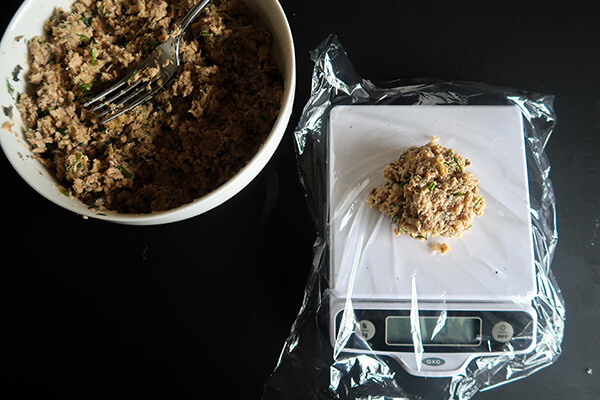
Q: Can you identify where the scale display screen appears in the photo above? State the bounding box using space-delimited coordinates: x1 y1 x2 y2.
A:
386 316 481 346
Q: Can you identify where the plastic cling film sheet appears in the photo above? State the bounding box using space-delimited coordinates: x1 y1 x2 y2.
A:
262 35 565 400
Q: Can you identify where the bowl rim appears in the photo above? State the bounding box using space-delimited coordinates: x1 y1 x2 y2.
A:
0 0 296 225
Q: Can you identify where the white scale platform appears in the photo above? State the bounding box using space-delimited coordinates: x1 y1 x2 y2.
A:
328 105 537 376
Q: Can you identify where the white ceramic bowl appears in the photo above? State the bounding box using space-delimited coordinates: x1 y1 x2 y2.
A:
0 0 295 225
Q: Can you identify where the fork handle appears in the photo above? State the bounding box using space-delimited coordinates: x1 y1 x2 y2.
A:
179 0 212 35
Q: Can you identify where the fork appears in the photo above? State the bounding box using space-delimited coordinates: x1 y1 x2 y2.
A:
84 0 211 124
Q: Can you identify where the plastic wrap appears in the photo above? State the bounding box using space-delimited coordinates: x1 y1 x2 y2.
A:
262 35 565 400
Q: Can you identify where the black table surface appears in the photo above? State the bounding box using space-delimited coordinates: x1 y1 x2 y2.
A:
2 1 598 399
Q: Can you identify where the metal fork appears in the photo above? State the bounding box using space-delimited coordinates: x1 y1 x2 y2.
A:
84 0 211 124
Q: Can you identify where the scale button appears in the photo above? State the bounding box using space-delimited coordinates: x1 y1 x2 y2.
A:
492 321 514 343
357 320 376 341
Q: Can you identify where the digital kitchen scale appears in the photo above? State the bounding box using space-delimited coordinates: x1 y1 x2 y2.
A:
328 105 537 377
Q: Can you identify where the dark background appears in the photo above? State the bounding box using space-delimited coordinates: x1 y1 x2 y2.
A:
2 0 598 399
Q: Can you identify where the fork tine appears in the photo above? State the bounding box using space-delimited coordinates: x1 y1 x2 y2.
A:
92 81 153 118
99 82 164 124
90 79 146 113
83 76 129 108
83 56 154 108
94 81 148 120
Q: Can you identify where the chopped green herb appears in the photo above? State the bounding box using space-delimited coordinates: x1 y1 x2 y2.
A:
78 34 90 42
427 182 436 191
80 13 91 28
97 0 113 16
90 47 97 65
63 188 71 196
452 192 464 196
79 78 95 93
453 156 463 173
473 198 482 210
57 127 67 136
447 150 463 173
416 234 428 241
117 165 134 179
397 181 409 188
391 214 399 223
6 78 14 97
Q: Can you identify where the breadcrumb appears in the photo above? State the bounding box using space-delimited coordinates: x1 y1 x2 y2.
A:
432 242 451 254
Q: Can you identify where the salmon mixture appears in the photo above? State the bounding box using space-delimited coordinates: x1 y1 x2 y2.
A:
367 137 486 242
17 0 283 213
